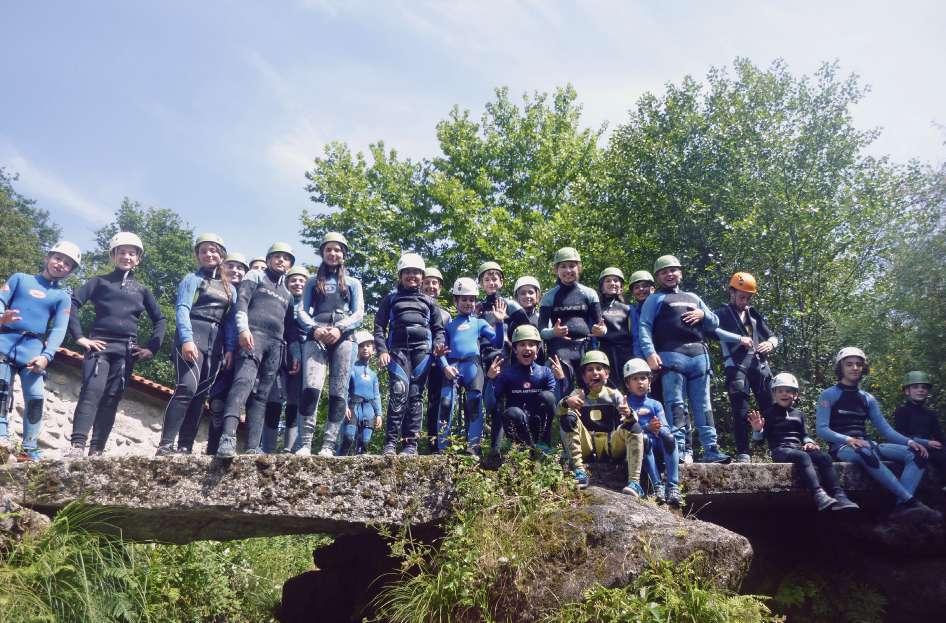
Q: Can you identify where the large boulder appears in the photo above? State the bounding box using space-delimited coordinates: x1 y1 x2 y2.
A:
0 489 51 551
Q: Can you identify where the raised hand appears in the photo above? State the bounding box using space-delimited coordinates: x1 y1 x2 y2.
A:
565 389 585 409
552 318 570 339
492 298 508 324
748 409 764 432
486 356 503 379
548 355 565 380
590 319 607 337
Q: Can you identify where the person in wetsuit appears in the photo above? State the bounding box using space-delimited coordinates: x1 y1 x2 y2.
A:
422 267 452 443
596 267 634 386
894 371 946 489
1 242 80 461
67 232 165 456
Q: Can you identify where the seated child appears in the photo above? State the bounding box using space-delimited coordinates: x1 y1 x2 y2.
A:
487 324 565 452
622 358 681 506
341 330 383 455
750 372 858 511
558 350 644 495
894 371 945 489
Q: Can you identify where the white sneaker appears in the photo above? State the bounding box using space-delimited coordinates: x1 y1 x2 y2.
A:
317 447 334 458
293 446 312 456
681 450 694 465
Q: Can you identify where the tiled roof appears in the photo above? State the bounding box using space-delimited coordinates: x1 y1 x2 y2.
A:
55 347 175 401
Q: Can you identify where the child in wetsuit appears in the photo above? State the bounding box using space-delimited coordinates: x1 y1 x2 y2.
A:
341 330 383 455
894 371 945 489
749 372 858 511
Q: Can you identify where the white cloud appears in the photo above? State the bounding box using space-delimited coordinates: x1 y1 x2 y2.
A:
2 149 111 224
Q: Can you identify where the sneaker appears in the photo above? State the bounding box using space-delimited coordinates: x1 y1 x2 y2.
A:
574 468 589 489
830 490 860 511
734 453 751 463
534 442 553 456
88 447 103 457
176 445 193 455
64 444 86 459
700 446 732 464
400 442 418 456
244 448 263 455
814 488 838 511
155 444 175 457
382 442 397 456
622 481 645 498
293 445 312 456
680 450 694 465
653 484 667 503
666 485 683 508
317 447 334 458
889 498 941 522
17 448 42 462
216 435 237 458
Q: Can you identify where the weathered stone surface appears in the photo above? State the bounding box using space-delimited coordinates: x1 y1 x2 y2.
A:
0 489 52 550
0 454 455 543
511 486 752 617
0 455 924 544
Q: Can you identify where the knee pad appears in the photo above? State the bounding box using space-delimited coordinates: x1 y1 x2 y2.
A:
560 411 578 433
670 405 688 428
327 396 346 423
25 399 44 424
661 432 677 453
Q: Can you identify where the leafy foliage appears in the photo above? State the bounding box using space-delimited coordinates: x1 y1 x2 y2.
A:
0 168 61 280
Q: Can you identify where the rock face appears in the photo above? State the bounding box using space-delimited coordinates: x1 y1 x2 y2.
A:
0 454 455 543
0 489 51 550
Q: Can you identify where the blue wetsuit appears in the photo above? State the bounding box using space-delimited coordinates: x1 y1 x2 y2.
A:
628 393 679 494
0 273 72 451
816 382 924 503
437 313 503 450
492 360 560 447
341 357 383 454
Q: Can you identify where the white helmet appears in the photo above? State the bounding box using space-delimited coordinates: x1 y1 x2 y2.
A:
450 277 479 296
834 347 867 366
48 241 82 269
513 276 541 294
353 330 374 345
622 358 651 379
396 252 426 274
109 232 144 254
771 372 799 391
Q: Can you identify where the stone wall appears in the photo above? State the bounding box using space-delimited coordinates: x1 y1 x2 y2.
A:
5 349 196 457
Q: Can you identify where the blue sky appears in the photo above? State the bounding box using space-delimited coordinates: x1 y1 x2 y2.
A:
3 1 944 268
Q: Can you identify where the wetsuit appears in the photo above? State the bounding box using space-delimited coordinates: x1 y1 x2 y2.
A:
894 400 946 481
479 293 528 451
437 313 504 450
558 385 643 484
341 357 382 455
714 303 776 456
374 285 446 451
629 393 679 496
493 360 559 447
538 281 603 384
597 295 634 385
159 267 236 452
638 287 721 458
816 383 924 503
221 267 296 452
756 404 842 495
69 268 165 451
425 305 452 438
0 273 72 452
293 272 364 453
261 290 304 453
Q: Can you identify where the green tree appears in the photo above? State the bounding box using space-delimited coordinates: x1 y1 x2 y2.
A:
301 86 603 306
73 198 195 385
0 168 61 278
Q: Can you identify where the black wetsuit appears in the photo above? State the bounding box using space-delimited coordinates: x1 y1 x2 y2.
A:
895 400 946 477
68 268 165 450
598 294 634 385
759 404 840 494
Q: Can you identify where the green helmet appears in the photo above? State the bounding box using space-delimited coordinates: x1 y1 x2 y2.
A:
553 247 581 265
902 371 932 388
425 266 444 283
580 350 610 369
286 266 310 280
224 252 249 270
320 232 349 254
511 324 542 344
477 261 503 279
598 267 625 283
628 270 655 286
266 242 296 265
653 255 682 274
194 232 226 255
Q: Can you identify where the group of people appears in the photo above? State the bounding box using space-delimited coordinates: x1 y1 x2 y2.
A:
0 231 942 519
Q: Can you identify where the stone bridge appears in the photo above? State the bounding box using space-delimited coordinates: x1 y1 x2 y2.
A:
0 453 890 543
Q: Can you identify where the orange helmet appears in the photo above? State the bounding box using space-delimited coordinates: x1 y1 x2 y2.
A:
729 272 757 294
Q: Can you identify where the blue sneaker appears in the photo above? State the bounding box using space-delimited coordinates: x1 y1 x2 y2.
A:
700 446 732 464
622 481 645 498
574 468 589 489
